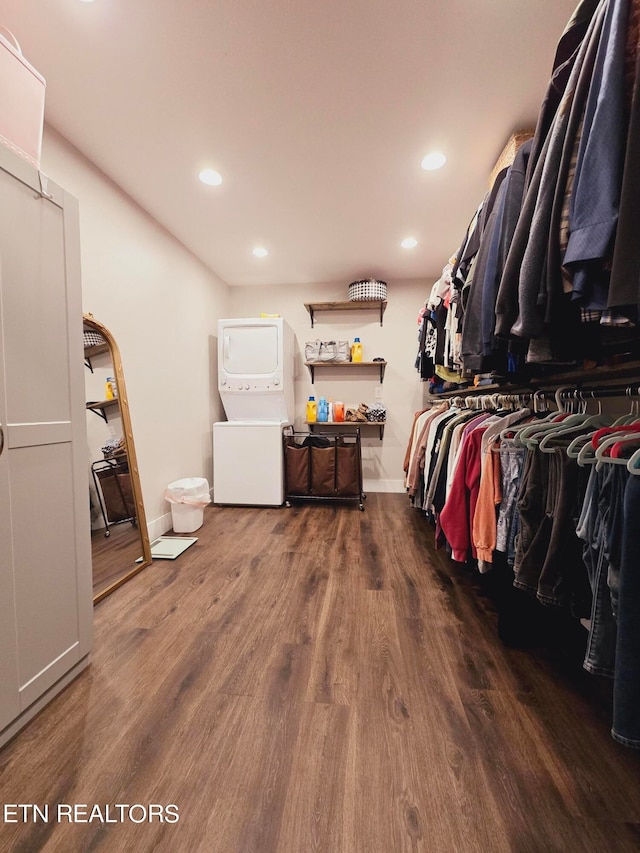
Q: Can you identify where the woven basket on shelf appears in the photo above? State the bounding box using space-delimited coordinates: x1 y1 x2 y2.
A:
348 279 387 302
83 330 107 347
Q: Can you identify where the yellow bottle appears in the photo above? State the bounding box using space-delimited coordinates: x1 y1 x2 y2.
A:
351 337 363 363
306 396 317 423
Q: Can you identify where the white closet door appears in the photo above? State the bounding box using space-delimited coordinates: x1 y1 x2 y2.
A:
0 153 92 717
0 314 19 731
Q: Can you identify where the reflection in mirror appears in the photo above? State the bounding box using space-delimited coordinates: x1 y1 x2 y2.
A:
83 314 151 602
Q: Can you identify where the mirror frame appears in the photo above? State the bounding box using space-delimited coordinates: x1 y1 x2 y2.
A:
84 313 152 602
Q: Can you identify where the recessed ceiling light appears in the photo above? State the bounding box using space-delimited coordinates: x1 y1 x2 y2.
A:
198 168 223 186
421 152 447 171
252 247 269 258
401 237 418 249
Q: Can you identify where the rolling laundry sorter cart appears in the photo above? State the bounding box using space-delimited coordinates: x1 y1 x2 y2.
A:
283 428 365 510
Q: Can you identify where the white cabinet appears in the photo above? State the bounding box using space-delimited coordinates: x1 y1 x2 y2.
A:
0 146 93 747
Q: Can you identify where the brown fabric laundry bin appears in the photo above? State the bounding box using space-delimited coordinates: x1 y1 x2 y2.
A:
283 431 364 509
95 468 135 522
310 445 336 496
285 443 310 495
336 443 359 496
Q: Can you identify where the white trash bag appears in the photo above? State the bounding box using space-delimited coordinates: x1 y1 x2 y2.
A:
165 477 211 507
165 477 211 533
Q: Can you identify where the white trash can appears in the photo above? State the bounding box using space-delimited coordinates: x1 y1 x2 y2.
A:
165 477 211 533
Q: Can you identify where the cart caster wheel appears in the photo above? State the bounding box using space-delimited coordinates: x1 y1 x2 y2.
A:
359 503 365 511
104 530 111 538
362 493 367 500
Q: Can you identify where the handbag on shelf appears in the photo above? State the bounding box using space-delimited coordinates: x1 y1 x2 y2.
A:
318 341 337 362
305 340 350 362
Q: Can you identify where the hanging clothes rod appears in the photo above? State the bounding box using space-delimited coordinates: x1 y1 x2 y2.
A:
446 392 536 411
439 383 640 412
539 383 640 401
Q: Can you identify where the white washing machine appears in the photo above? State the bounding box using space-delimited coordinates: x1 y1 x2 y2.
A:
213 421 285 506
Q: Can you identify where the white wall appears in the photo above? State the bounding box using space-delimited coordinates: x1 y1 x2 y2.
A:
42 127 230 536
40 125 432 511
229 280 430 491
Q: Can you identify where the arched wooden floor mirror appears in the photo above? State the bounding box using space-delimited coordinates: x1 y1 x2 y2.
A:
83 314 151 602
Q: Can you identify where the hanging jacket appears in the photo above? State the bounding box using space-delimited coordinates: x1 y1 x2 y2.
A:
563 0 631 309
526 0 603 187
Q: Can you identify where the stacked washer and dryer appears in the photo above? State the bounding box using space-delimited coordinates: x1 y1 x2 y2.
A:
213 318 294 506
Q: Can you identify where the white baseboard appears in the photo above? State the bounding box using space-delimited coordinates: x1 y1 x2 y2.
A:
363 479 405 493
147 512 173 541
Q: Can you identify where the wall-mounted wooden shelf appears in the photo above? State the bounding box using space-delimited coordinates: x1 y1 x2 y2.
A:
84 342 110 372
86 397 119 423
528 360 640 388
306 420 385 440
304 300 387 327
304 360 387 384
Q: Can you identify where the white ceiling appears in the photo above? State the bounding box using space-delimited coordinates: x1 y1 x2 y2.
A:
3 0 579 286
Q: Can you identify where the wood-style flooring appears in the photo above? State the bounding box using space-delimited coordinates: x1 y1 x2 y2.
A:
1 494 640 852
91 522 142 598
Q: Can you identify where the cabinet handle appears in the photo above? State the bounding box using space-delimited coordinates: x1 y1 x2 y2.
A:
0 423 4 457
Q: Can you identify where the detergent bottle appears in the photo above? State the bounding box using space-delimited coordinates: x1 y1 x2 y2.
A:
306 396 317 423
351 337 363 363
105 376 118 400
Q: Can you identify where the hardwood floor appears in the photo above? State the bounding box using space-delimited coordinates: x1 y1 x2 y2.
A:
1 494 640 852
91 522 142 598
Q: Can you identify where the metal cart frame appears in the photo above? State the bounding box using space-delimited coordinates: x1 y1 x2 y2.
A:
91 456 137 537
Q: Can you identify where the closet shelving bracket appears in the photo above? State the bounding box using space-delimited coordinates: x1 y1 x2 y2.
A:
86 398 119 423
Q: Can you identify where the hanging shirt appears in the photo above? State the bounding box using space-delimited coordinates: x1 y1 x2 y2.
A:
440 421 492 562
473 409 531 570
